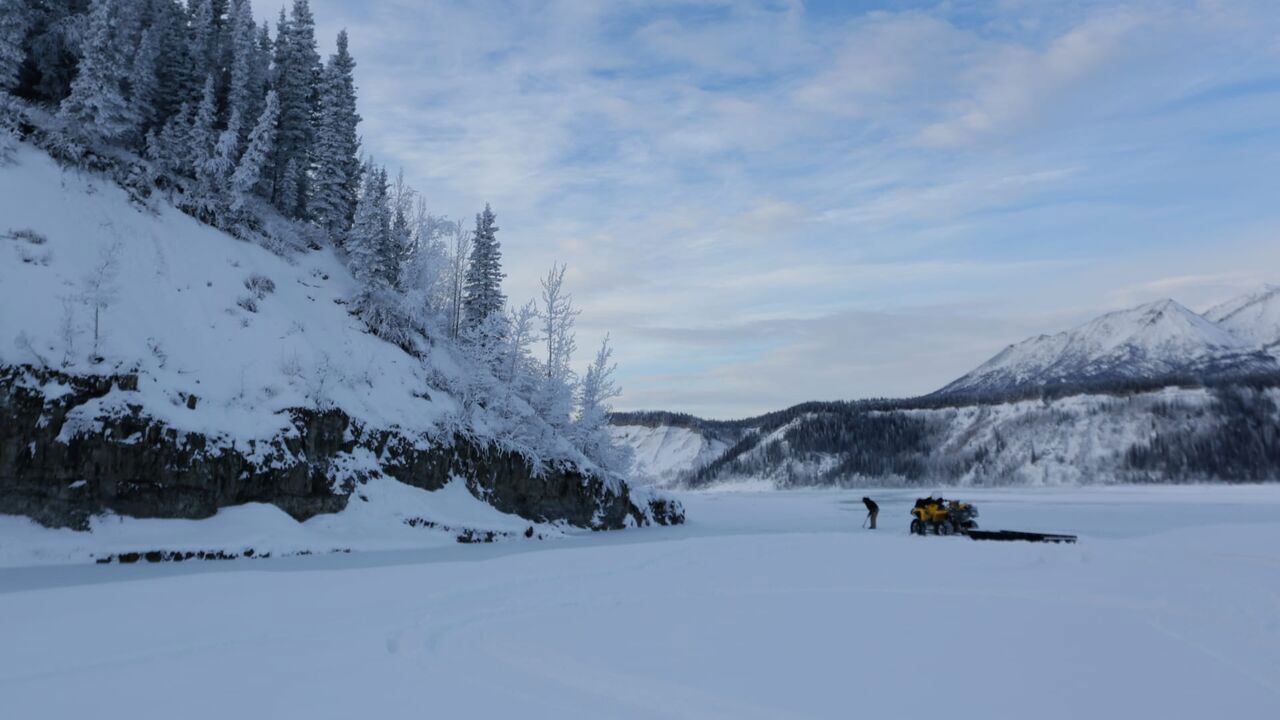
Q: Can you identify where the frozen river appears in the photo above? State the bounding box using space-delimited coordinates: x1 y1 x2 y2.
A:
2 485 1278 719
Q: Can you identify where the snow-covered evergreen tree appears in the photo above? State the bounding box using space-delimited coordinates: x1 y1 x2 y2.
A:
269 0 320 218
226 0 264 143
309 29 361 240
148 101 193 174
463 204 506 339
186 0 217 100
57 0 139 145
149 0 196 122
129 25 162 144
346 160 392 290
230 90 278 210
189 74 218 169
0 0 33 94
197 109 240 222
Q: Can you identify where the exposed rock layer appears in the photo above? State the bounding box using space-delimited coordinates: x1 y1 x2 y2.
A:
0 365 682 531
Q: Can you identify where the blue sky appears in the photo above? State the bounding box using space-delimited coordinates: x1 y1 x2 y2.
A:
285 0 1280 418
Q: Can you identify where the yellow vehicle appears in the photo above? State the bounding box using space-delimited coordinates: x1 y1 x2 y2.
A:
909 497 979 536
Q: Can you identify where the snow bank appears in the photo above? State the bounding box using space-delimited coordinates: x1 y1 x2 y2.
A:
0 475 564 568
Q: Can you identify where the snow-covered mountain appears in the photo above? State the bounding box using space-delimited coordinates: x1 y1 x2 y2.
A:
1205 285 1280 356
934 299 1279 400
611 292 1280 489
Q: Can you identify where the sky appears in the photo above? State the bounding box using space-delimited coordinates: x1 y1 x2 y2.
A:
275 0 1280 418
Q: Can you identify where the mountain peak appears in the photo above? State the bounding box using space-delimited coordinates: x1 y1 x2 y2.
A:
934 296 1276 399
1206 286 1280 350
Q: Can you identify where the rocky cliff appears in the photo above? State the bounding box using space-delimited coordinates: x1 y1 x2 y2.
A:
1 364 682 531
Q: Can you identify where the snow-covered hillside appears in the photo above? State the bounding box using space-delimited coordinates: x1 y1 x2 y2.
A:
935 299 1277 399
609 424 729 486
0 143 452 440
0 142 680 536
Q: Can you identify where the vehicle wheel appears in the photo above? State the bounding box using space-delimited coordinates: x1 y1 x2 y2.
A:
938 521 954 536
910 519 923 536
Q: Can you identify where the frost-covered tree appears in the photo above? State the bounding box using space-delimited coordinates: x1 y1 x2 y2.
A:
129 25 161 143
463 203 505 339
57 0 139 145
269 0 320 218
532 263 578 432
196 109 240 221
22 1 83 103
346 161 391 289
309 29 361 239
502 300 539 391
148 101 193 174
80 239 122 364
574 335 630 474
230 90 278 209
400 202 451 325
186 0 217 98
446 220 472 339
0 0 33 94
150 0 196 121
188 74 218 169
226 0 264 143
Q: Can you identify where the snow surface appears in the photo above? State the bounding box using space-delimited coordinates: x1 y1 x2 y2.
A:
2 486 1278 719
611 423 728 486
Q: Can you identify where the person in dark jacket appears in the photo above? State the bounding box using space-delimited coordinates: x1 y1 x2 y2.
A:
862 497 879 529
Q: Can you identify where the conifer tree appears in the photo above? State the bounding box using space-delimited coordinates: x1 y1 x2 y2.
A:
269 0 320 218
226 0 263 142
231 90 278 208
347 161 391 290
149 0 196 122
57 0 139 145
309 30 361 239
463 204 506 335
0 0 32 94
129 26 162 144
190 74 218 169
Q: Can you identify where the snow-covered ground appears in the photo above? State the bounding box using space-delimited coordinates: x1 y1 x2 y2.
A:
2 485 1278 719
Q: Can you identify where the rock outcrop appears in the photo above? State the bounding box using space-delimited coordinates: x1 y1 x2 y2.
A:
0 365 683 531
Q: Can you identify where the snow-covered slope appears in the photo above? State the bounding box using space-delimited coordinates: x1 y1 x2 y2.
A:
935 299 1277 398
610 424 729 487
0 142 680 535
1206 285 1280 356
0 143 454 441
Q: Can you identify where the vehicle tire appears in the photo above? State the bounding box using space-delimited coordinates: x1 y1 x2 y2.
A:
910 519 923 536
939 521 954 536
